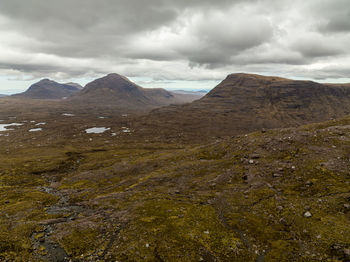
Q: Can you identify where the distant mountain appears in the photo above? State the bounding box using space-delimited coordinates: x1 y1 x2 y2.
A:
13 79 81 99
64 82 83 90
0 94 8 98
171 90 207 101
70 73 200 111
137 73 350 139
171 90 208 96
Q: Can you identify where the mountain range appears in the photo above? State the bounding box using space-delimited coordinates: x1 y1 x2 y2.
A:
68 73 202 111
8 72 350 137
11 74 204 111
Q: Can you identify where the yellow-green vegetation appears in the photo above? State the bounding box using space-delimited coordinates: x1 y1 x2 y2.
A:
60 228 100 257
0 109 349 261
109 200 250 261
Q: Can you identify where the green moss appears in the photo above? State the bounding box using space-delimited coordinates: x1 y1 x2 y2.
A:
60 228 100 257
110 199 251 261
266 240 299 261
0 222 37 259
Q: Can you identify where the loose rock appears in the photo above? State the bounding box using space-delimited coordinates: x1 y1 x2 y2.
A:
304 211 312 218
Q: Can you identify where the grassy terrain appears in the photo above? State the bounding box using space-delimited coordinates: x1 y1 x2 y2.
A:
0 99 349 261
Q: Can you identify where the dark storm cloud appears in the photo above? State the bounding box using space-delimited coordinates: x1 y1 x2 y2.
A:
0 0 349 83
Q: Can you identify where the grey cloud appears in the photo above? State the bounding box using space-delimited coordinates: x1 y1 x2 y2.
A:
231 46 306 66
0 0 349 83
0 62 98 79
295 65 350 80
171 11 274 67
291 36 344 58
303 0 350 34
319 14 350 33
0 0 243 36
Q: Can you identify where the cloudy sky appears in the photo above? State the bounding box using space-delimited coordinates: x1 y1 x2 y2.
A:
0 0 350 94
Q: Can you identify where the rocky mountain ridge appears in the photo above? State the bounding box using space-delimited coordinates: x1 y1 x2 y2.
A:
138 73 350 140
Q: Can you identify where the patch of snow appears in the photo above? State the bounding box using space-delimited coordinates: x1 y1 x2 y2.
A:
0 123 24 132
29 128 42 132
35 122 46 126
85 127 110 134
62 113 75 116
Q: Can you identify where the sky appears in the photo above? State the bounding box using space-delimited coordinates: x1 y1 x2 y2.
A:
0 0 350 94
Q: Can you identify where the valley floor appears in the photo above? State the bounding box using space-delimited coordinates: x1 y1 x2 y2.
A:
0 99 349 261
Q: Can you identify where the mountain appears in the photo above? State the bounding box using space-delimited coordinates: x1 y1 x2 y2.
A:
137 73 350 140
171 90 207 101
64 82 83 90
13 79 81 99
70 73 201 111
172 89 209 96
171 89 208 96
0 94 8 98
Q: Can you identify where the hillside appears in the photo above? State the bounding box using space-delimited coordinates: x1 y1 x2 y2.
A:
70 73 201 111
0 106 349 261
13 79 81 99
138 73 350 140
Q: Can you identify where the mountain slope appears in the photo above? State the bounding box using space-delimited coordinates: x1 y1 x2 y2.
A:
70 73 201 111
13 79 80 99
138 73 350 139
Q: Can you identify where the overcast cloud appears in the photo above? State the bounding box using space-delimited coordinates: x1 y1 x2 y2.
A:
0 0 350 92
